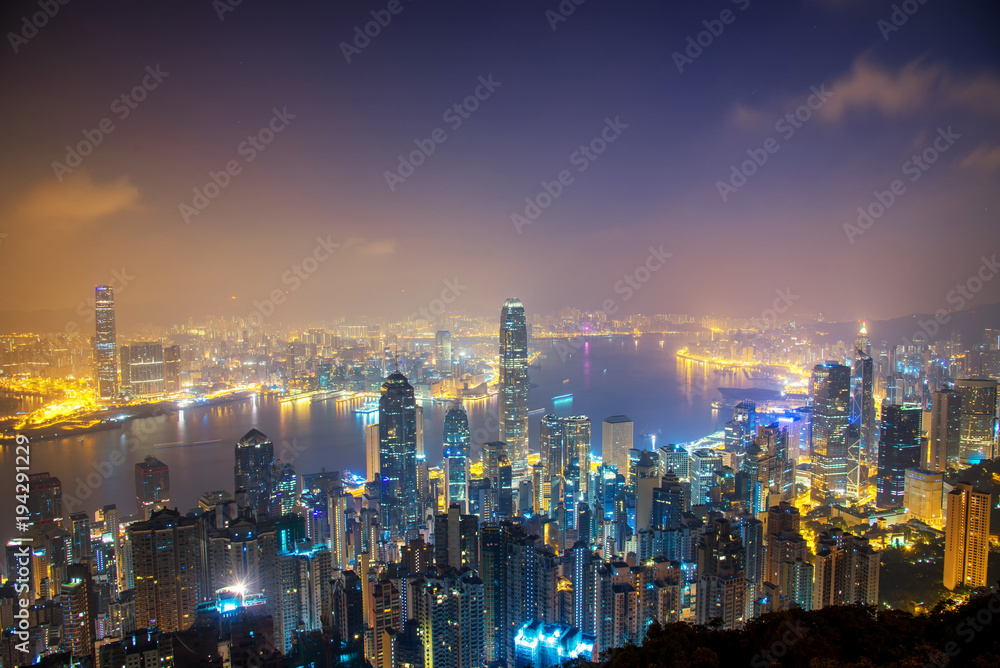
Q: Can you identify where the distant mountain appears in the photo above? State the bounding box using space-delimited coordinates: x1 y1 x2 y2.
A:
819 301 1000 349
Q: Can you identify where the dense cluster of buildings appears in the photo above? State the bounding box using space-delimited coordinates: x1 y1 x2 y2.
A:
1 297 997 668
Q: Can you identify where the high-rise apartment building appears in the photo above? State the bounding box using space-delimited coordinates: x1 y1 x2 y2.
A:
128 508 204 633
120 342 165 397
499 298 529 466
943 482 991 590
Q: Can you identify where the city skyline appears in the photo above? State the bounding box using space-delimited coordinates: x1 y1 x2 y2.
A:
2 1 1000 666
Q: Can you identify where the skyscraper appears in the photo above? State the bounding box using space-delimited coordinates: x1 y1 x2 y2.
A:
602 416 634 485
955 378 998 464
444 400 471 512
379 371 419 538
943 482 991 591
414 567 485 668
499 298 529 466
270 462 298 517
810 362 851 502
435 330 452 373
234 429 275 520
128 508 204 633
850 325 875 491
875 406 922 509
119 342 165 397
927 387 961 472
135 455 170 520
95 285 118 399
434 504 479 571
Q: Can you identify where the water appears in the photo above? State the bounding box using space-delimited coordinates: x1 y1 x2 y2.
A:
0 336 750 544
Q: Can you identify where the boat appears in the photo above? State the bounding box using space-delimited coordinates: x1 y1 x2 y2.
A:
353 400 379 415
528 408 545 415
562 379 570 384
553 393 573 402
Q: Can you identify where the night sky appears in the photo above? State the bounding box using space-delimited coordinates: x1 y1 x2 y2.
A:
2 0 999 329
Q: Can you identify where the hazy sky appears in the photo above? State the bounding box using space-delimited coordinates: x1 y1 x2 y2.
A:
2 0 999 328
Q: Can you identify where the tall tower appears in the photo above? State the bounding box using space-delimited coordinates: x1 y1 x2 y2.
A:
851 324 875 493
379 371 419 538
927 387 962 472
810 362 851 502
499 298 529 466
95 285 118 399
234 429 275 520
875 406 922 509
602 416 633 484
134 455 170 520
435 330 452 373
955 378 998 465
943 482 991 590
443 400 471 512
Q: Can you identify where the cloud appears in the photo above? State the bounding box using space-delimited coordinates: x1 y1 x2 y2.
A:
817 56 1000 122
343 237 395 256
960 143 1000 173
16 171 140 224
728 57 1000 127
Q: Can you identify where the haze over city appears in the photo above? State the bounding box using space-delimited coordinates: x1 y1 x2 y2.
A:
2 1 1000 668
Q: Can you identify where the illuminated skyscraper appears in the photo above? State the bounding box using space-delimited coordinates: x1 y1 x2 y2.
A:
234 429 275 520
810 362 851 502
434 503 479 571
444 400 471 512
270 462 298 517
63 564 96 658
415 568 485 668
602 416 633 484
128 508 203 633
850 324 875 490
955 378 998 464
120 342 165 398
541 414 592 504
95 285 118 399
135 455 170 520
499 298 529 466
26 472 62 527
366 422 380 483
875 406 922 509
944 482 991 591
927 387 961 472
435 330 452 373
379 371 419 538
